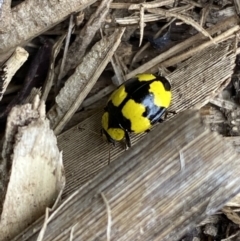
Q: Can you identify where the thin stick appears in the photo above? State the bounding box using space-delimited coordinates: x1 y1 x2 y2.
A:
131 18 175 66
129 0 175 10
161 25 239 68
101 192 112 241
36 208 50 241
57 15 75 90
125 16 239 79
148 8 214 42
69 223 78 241
139 5 145 47
41 34 66 102
52 28 125 135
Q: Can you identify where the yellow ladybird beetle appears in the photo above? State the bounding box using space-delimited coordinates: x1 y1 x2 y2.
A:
101 73 172 148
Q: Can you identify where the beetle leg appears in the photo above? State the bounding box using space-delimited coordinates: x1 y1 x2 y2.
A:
111 140 116 147
125 130 131 149
145 129 151 133
158 110 177 123
164 110 177 119
167 110 177 115
101 128 116 146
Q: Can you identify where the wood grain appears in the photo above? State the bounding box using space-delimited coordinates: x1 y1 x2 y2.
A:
13 110 240 241
56 41 236 199
0 0 97 55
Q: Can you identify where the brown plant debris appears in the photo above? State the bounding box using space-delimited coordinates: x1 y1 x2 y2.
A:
47 27 125 135
0 0 98 58
0 1 240 241
56 0 113 80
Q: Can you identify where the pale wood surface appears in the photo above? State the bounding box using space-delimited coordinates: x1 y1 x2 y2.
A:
13 110 240 241
0 97 64 241
58 41 236 199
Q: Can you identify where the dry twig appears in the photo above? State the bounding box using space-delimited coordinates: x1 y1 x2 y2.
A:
0 47 29 101
131 19 175 66
148 8 214 42
56 14 75 91
160 25 239 68
41 35 67 102
101 192 112 241
116 5 193 25
58 0 113 79
129 0 175 10
139 5 145 47
47 28 125 135
126 16 239 79
234 0 240 14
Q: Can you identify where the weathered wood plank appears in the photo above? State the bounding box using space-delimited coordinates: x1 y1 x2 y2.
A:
59 41 236 199
13 110 240 241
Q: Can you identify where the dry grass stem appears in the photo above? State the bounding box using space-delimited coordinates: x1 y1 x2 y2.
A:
116 5 193 25
115 13 166 25
23 88 42 104
200 1 212 27
221 231 240 241
131 18 175 66
36 208 50 241
57 15 75 89
129 0 175 10
92 2 132 9
233 32 239 53
69 223 78 241
125 16 239 79
111 54 126 86
101 192 112 241
82 85 115 108
59 0 113 79
181 0 203 8
41 34 67 102
47 28 125 135
161 25 239 68
234 0 240 14
222 207 240 226
139 5 145 47
148 8 214 42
